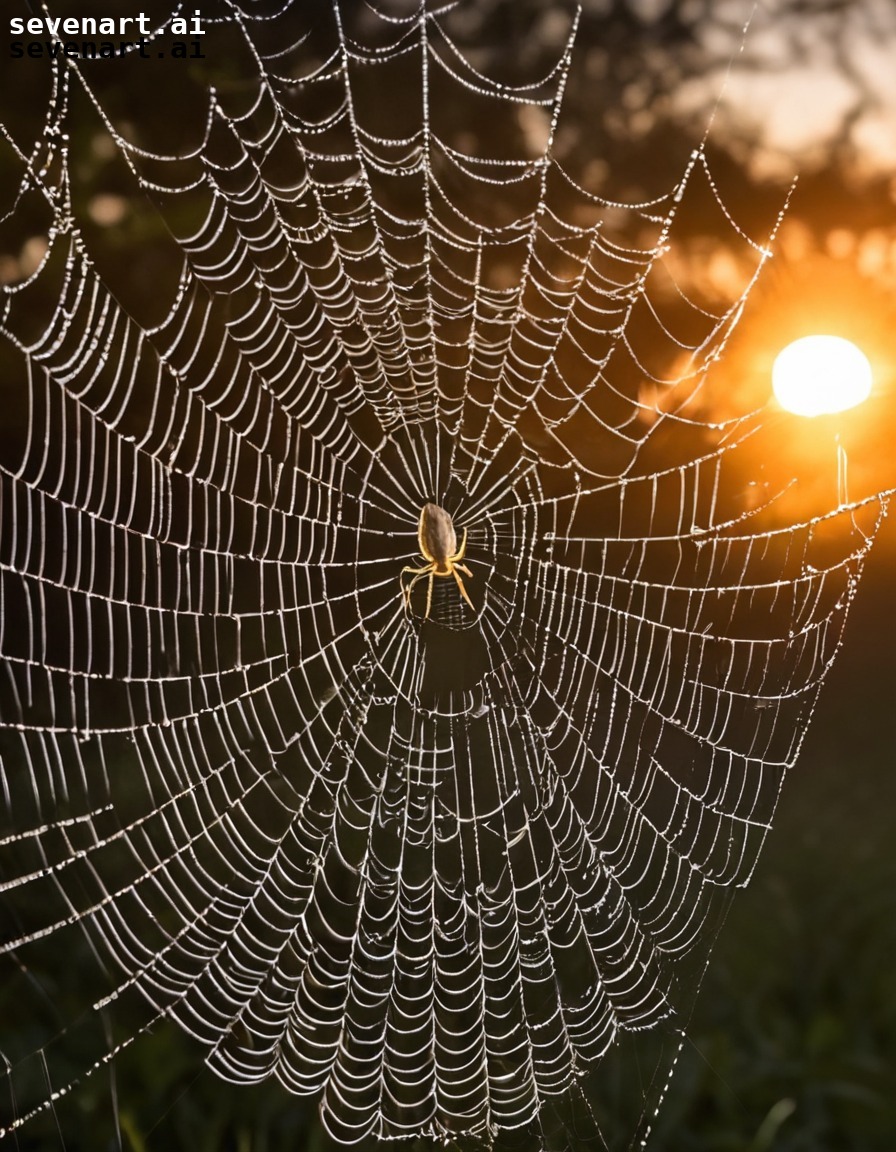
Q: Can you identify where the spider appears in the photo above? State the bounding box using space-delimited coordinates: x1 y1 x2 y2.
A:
401 502 474 619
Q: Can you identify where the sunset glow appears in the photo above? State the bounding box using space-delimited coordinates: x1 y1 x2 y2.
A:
772 335 873 417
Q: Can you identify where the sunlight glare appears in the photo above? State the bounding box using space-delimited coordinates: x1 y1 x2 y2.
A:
772 335 872 417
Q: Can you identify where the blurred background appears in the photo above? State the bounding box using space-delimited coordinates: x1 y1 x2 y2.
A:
1 1 894 1148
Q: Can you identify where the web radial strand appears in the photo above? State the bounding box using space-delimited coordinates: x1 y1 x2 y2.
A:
0 1 888 1149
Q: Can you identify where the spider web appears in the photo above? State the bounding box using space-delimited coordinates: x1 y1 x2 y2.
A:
0 1 888 1148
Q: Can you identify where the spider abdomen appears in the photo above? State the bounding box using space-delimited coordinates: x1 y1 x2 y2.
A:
419 502 458 568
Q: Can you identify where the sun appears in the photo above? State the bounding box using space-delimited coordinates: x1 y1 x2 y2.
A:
772 335 872 417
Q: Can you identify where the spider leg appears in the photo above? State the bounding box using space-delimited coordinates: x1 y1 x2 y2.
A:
452 567 475 611
450 527 468 562
402 565 435 611
424 571 434 619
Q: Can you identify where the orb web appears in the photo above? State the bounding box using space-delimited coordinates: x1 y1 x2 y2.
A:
0 2 888 1148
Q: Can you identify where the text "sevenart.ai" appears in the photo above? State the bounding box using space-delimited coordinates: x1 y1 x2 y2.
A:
9 10 205 37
